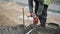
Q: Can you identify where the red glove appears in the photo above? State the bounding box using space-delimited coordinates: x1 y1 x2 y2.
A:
33 16 38 25
28 12 33 17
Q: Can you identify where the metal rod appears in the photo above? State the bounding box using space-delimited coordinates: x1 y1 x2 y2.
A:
26 29 33 34
22 8 25 26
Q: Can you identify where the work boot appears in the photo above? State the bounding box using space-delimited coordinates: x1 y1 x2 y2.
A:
39 18 47 27
28 11 33 17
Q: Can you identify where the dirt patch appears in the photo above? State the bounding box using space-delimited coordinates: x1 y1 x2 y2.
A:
0 14 17 26
0 2 23 26
0 2 32 26
47 15 60 25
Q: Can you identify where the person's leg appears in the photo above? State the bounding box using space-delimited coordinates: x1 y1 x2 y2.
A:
34 0 39 15
36 0 44 17
39 17 47 27
28 0 33 12
28 0 33 17
39 4 48 27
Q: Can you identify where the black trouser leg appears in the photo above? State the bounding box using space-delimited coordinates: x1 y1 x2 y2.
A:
39 4 48 27
28 0 33 12
34 0 39 15
36 0 44 17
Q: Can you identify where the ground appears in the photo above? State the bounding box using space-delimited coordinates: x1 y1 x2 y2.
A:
0 2 60 27
0 1 60 34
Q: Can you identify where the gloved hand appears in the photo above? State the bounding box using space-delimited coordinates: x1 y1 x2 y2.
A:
33 15 38 25
28 11 33 17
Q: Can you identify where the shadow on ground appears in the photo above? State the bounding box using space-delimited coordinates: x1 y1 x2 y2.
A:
25 23 60 34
